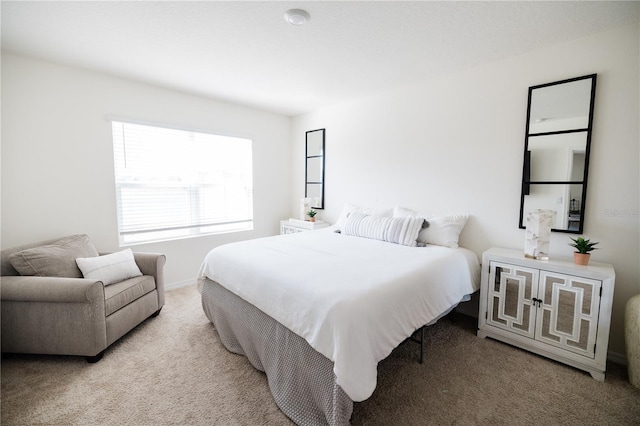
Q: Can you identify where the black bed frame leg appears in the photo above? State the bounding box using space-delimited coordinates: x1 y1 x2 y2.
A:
407 325 426 364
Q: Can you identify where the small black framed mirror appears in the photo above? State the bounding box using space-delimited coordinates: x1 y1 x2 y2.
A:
519 74 597 233
305 129 325 209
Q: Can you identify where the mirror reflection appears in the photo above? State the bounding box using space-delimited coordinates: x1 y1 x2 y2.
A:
306 157 323 182
523 184 584 231
527 133 587 182
529 78 593 133
306 129 325 209
307 133 323 156
306 184 323 203
519 74 596 233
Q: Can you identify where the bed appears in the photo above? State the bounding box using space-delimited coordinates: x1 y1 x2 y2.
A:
197 219 480 425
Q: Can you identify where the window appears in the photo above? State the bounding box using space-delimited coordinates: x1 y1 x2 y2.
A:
111 121 253 245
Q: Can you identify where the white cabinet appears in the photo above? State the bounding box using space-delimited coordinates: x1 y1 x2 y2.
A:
280 219 330 235
478 247 615 381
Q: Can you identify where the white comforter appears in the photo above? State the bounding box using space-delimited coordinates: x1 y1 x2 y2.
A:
197 228 480 402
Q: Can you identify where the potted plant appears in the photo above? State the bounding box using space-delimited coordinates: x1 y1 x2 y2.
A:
307 209 317 222
569 236 599 265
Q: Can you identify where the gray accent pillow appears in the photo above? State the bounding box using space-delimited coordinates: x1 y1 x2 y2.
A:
8 234 99 278
343 212 425 247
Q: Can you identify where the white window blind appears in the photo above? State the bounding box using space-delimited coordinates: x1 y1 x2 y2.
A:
111 121 253 245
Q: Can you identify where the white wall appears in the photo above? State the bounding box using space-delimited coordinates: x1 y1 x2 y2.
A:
291 24 639 358
1 52 292 287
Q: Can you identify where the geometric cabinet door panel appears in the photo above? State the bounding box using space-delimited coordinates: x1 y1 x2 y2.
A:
535 271 601 358
485 262 539 339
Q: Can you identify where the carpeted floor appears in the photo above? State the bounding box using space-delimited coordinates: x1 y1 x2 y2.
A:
2 285 639 425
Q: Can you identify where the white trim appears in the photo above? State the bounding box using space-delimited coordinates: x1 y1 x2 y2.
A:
105 114 255 141
166 279 197 291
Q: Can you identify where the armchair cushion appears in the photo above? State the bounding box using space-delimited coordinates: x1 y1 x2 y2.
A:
76 249 142 285
104 275 157 316
8 234 98 278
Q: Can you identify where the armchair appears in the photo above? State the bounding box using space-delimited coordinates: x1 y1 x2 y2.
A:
1 234 165 362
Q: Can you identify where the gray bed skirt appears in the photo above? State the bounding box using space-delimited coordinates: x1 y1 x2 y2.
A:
201 278 353 426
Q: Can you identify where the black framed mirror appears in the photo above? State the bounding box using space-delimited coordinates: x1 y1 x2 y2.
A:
519 74 597 233
305 128 325 209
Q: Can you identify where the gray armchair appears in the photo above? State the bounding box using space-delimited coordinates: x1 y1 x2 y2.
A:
1 235 165 362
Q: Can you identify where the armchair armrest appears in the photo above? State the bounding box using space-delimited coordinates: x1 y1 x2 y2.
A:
1 276 108 356
133 252 166 308
1 275 104 303
132 253 166 283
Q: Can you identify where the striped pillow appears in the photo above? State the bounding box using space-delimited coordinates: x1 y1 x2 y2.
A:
343 212 425 247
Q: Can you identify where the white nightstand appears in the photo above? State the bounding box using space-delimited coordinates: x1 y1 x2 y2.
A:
280 218 330 235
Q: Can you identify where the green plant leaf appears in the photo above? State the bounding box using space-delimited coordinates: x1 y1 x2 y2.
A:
568 236 599 254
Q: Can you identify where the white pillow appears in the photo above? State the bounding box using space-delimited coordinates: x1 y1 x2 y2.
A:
335 203 394 230
393 207 468 248
76 249 143 285
343 212 425 247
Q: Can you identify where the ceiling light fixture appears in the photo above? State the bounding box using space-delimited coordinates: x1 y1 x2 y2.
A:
284 9 310 26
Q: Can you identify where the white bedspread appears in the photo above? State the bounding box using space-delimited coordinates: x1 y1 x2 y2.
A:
197 228 480 402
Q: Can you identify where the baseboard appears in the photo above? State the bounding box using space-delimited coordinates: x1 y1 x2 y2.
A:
608 350 627 367
166 278 196 291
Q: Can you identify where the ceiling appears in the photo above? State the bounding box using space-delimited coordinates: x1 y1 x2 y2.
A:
2 1 638 116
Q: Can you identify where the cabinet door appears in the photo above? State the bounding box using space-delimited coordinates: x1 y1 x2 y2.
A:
487 261 539 338
535 271 601 358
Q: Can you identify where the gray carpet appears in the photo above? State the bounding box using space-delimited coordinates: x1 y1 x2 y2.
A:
2 285 639 425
